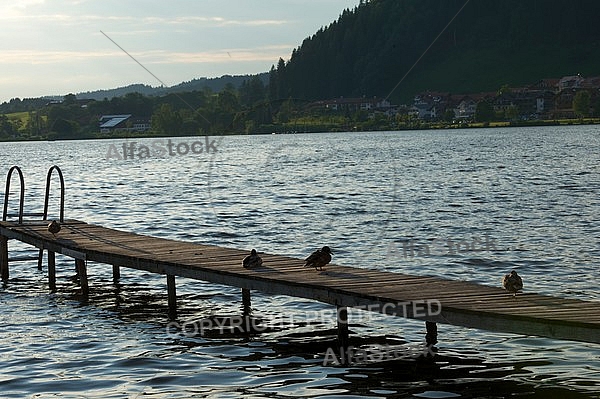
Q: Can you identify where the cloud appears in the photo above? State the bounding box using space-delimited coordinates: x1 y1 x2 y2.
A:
0 45 293 66
1 49 115 64
146 45 293 64
2 0 45 10
185 17 287 27
0 12 286 28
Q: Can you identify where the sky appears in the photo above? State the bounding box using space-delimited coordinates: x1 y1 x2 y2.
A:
0 0 360 103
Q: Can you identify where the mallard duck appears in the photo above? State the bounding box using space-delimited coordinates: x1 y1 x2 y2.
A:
304 246 333 271
242 249 263 269
47 220 61 238
502 270 523 297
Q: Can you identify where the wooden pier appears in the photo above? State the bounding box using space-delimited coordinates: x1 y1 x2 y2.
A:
2 219 600 345
2 165 600 347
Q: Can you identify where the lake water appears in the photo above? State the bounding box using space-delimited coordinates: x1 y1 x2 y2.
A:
1 126 599 398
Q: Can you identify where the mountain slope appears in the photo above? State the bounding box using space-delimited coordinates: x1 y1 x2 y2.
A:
272 0 600 102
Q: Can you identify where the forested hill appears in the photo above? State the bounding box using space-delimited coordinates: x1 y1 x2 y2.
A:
270 0 600 103
77 74 268 101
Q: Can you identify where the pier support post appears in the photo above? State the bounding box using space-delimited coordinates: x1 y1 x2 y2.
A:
337 306 349 349
167 274 177 319
425 321 438 346
112 264 120 283
48 251 56 291
37 248 44 271
242 288 251 315
0 236 8 282
75 259 89 296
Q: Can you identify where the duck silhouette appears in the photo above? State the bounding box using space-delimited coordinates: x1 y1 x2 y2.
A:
47 220 61 238
304 246 333 271
502 270 523 297
242 249 263 269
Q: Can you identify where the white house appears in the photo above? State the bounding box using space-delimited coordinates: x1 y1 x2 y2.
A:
455 99 477 119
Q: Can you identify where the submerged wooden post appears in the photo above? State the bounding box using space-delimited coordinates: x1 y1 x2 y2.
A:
47 251 56 291
337 306 349 348
242 288 251 315
425 321 438 346
112 264 120 282
167 274 177 318
75 259 89 296
0 236 8 281
37 248 44 271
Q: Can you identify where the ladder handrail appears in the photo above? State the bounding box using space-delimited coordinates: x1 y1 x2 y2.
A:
3 166 25 224
43 165 65 223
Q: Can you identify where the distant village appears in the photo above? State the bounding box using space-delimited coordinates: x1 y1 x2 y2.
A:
77 74 600 136
311 74 600 122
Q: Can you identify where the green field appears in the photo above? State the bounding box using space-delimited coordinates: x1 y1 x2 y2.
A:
4 111 47 132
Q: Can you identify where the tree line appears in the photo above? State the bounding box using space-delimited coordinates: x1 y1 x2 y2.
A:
1 76 284 140
1 74 393 141
272 0 600 103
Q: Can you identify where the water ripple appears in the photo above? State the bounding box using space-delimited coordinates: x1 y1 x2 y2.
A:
1 128 599 398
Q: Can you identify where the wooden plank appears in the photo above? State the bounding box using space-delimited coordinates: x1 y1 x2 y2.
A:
2 219 600 345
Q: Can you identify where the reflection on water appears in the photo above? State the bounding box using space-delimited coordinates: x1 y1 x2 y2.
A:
1 126 599 398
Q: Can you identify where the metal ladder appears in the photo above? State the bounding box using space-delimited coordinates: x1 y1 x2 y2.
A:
2 165 28 224
1 165 65 268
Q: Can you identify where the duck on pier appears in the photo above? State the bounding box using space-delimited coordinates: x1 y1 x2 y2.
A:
502 270 523 297
242 249 263 269
304 246 333 271
47 220 61 238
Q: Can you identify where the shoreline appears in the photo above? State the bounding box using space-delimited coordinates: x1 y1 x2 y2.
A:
1 117 598 143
